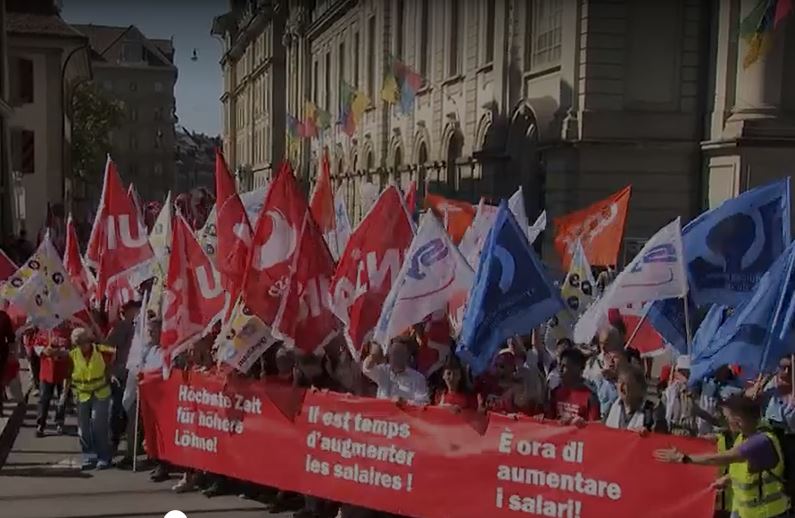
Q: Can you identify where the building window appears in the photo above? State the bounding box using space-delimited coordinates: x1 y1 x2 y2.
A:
11 57 34 104
484 0 496 64
154 129 163 149
129 81 138 92
122 42 143 62
324 51 331 110
103 80 113 91
339 41 346 86
395 0 405 59
313 60 319 104
130 134 138 150
154 81 163 92
419 0 431 78
367 15 376 100
11 129 35 174
528 0 563 70
129 106 138 122
448 0 462 77
354 32 360 84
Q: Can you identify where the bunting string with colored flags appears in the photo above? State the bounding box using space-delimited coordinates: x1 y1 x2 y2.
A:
553 186 631 269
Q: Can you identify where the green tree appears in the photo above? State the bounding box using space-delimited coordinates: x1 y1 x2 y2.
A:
71 81 124 182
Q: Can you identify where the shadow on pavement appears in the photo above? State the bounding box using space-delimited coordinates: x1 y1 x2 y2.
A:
0 466 93 478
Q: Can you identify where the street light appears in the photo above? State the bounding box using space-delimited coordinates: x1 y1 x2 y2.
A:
60 42 91 216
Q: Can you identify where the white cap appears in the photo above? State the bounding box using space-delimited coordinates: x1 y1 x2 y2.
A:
675 355 691 371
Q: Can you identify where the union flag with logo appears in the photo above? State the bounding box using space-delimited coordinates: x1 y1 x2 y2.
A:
553 186 631 269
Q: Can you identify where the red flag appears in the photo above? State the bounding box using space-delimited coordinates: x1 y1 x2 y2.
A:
424 194 475 244
310 149 335 233
242 162 307 328
215 148 238 206
161 214 225 358
127 183 143 220
330 186 414 356
553 186 631 269
404 180 417 215
63 214 95 303
274 211 340 353
0 249 16 282
217 194 252 298
86 157 155 300
618 303 666 357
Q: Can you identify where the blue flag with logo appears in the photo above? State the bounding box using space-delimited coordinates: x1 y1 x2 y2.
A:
684 178 790 307
457 201 564 376
690 241 795 383
690 304 730 360
646 295 697 354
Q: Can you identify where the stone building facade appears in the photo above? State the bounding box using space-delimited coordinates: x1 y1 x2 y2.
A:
5 0 91 238
214 0 795 265
74 24 178 203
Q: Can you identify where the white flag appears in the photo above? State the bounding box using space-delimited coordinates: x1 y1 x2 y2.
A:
126 290 150 372
215 296 275 372
147 193 172 316
574 218 687 343
546 240 596 348
508 186 529 232
325 187 352 260
374 212 474 346
458 199 495 268
0 233 86 330
528 210 547 245
199 185 268 265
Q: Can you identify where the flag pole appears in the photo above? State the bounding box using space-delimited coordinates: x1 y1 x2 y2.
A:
683 295 693 355
624 305 650 350
132 392 140 472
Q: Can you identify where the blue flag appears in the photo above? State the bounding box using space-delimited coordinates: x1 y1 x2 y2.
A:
645 294 696 354
690 304 730 360
457 201 564 376
690 241 795 383
684 178 790 307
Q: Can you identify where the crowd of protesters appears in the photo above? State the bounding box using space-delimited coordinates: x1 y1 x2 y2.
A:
2 270 795 518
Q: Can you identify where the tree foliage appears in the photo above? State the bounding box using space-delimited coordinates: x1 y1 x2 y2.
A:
71 81 125 180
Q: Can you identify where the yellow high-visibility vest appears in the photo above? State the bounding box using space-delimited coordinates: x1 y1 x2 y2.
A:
69 345 111 402
728 429 790 518
716 431 734 512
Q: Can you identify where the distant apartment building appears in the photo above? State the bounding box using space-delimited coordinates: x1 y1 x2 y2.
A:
74 23 177 203
4 0 91 239
175 125 221 193
214 0 795 264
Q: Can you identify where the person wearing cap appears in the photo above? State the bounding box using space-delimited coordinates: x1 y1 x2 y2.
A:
64 327 116 470
362 337 429 406
655 394 790 518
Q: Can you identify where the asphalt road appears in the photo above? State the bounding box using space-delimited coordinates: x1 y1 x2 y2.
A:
0 392 290 518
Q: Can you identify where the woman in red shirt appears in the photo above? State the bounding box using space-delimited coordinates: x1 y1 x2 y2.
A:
435 355 477 411
36 322 73 436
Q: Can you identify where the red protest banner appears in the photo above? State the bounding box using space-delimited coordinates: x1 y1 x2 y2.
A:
140 371 716 518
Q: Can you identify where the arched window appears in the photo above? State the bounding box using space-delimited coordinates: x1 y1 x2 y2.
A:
393 146 403 183
417 141 429 199
446 132 463 192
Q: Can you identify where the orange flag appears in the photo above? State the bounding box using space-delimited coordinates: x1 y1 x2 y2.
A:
424 194 475 244
310 148 335 233
553 186 631 269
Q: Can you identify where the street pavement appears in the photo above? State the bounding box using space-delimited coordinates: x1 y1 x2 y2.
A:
0 388 291 518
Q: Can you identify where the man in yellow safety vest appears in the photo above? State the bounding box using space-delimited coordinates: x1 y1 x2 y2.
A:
64 327 116 470
654 394 790 518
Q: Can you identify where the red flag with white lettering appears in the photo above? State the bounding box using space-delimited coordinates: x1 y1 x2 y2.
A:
63 213 95 303
330 186 414 356
310 149 334 234
0 249 15 282
161 214 225 358
274 211 340 353
214 151 251 297
242 162 306 328
86 157 155 302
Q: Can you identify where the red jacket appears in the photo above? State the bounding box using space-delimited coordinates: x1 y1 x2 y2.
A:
35 326 72 384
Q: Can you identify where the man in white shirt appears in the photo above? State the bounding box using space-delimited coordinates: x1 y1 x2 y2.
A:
605 365 665 432
583 326 623 385
362 338 429 405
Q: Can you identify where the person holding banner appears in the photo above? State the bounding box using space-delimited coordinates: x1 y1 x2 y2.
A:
655 394 791 518
546 348 600 424
362 338 429 406
65 327 116 470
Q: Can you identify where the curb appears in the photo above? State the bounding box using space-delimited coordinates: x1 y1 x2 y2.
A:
0 388 31 469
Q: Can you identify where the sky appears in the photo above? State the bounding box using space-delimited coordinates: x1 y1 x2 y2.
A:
62 0 226 136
